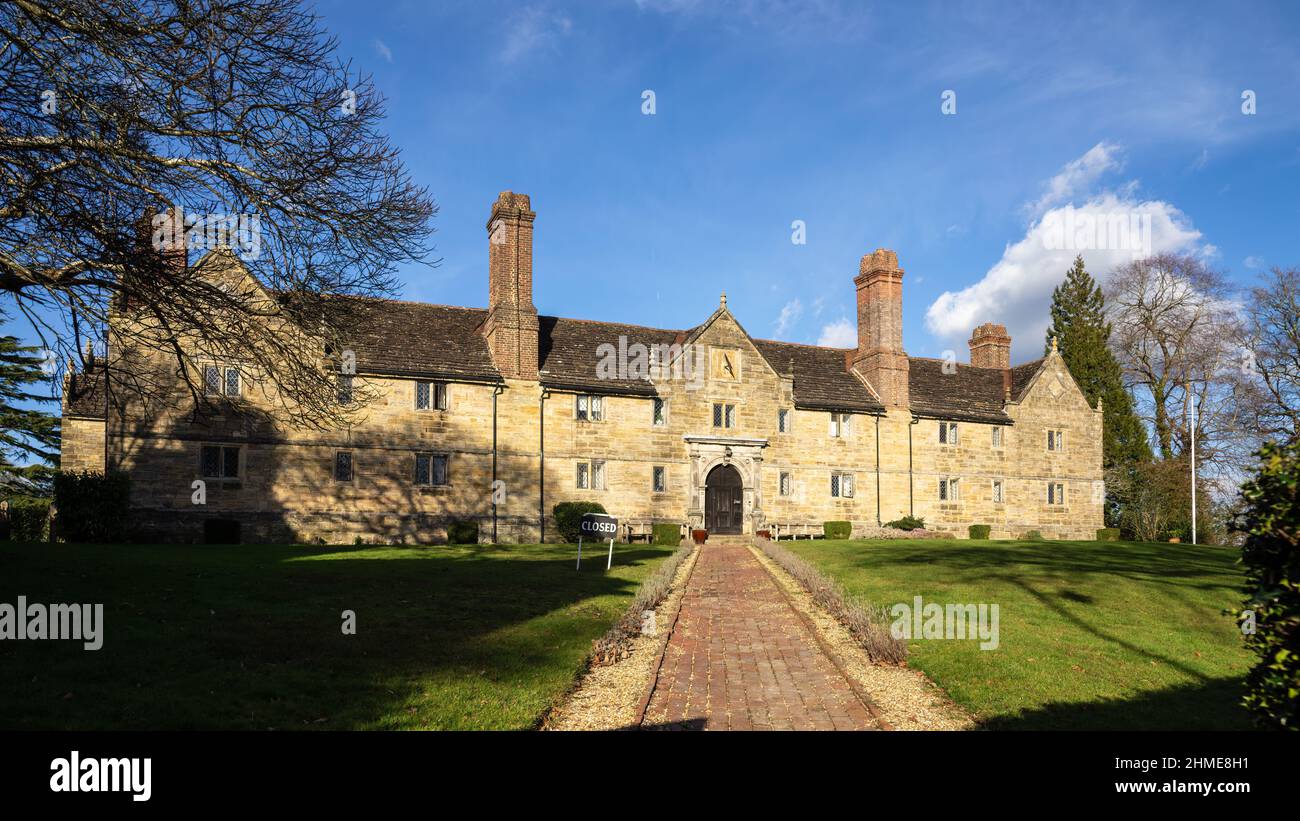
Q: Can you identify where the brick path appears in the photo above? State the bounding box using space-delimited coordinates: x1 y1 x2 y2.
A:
642 543 879 730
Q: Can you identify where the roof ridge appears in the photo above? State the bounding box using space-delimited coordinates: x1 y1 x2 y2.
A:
752 337 854 352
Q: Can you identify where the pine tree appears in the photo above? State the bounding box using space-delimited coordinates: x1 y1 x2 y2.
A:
1046 257 1152 524
0 320 61 493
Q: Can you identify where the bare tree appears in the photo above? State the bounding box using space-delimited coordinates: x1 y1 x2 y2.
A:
1105 254 1250 473
1236 267 1300 445
0 0 435 427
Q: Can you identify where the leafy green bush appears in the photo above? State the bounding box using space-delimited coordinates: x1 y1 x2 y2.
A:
1236 440 1300 730
552 501 607 544
651 523 680 545
884 515 925 531
1097 527 1121 542
53 471 131 543
447 520 479 545
4 497 51 542
968 524 991 540
823 521 851 540
1022 530 1043 540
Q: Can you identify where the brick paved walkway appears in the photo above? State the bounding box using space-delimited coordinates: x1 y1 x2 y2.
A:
642 543 879 730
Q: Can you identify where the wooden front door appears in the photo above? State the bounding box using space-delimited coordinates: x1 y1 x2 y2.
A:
705 464 744 534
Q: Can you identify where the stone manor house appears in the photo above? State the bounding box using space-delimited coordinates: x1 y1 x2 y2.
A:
60 191 1104 544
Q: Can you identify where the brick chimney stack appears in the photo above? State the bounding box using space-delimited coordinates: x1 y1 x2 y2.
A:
969 322 1011 369
482 191 539 380
852 249 909 408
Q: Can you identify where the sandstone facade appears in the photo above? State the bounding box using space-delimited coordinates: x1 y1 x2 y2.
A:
60 191 1104 544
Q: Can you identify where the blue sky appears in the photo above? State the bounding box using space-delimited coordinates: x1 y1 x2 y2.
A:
307 0 1300 363
9 0 1300 373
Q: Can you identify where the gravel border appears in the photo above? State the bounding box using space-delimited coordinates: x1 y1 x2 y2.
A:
542 546 700 731
749 544 976 731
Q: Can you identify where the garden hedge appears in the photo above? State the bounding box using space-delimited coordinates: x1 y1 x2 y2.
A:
552 501 607 544
968 524 991 540
1236 439 1300 730
53 471 131 543
447 520 479 545
651 523 680 545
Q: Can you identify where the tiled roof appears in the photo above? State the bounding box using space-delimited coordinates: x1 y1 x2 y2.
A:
907 357 1015 424
751 340 884 413
538 316 684 396
64 367 107 419
1010 358 1046 401
332 298 502 381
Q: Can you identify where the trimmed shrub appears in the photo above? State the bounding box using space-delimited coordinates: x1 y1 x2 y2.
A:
1236 440 1300 730
552 501 607 544
884 515 925 531
968 524 991 540
756 539 906 664
651 523 680 546
1022 530 1043 540
590 544 695 666
823 521 851 540
4 497 51 542
447 520 479 545
1097 527 1121 542
53 471 131 543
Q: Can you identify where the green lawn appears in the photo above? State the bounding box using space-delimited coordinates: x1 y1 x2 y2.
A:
0 541 671 730
787 538 1254 730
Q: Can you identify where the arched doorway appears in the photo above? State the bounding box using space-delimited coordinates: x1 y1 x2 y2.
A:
705 464 744 534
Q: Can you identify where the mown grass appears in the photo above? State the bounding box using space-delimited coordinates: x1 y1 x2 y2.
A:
785 538 1253 730
0 541 671 730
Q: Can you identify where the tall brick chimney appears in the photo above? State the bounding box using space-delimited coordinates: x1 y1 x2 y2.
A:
482 191 539 380
969 322 1011 369
852 249 909 408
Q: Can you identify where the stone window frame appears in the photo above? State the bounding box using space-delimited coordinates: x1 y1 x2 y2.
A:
779 471 792 497
199 443 241 480
992 478 1005 504
829 412 851 439
991 426 1004 449
938 476 961 502
334 451 354 483
1047 481 1066 506
1046 428 1065 452
202 362 243 399
575 459 607 491
939 421 959 446
652 397 667 427
778 408 791 434
415 380 449 412
415 452 450 487
830 471 854 498
652 465 667 493
712 402 736 430
576 394 604 422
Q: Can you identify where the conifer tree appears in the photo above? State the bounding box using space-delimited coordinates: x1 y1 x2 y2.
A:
0 319 60 492
1046 256 1152 524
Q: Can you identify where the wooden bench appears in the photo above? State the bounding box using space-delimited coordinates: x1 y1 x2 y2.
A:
762 522 824 541
622 520 688 544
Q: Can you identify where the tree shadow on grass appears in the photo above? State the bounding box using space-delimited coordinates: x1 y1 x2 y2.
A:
979 676 1252 731
0 542 671 730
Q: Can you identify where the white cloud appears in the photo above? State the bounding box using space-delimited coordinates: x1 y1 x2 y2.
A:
773 298 802 338
817 318 857 349
1244 255 1266 270
500 7 573 63
1025 141 1122 216
926 143 1210 362
372 39 393 64
926 196 1203 361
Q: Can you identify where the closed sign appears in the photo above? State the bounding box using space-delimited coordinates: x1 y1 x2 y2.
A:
580 513 619 538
